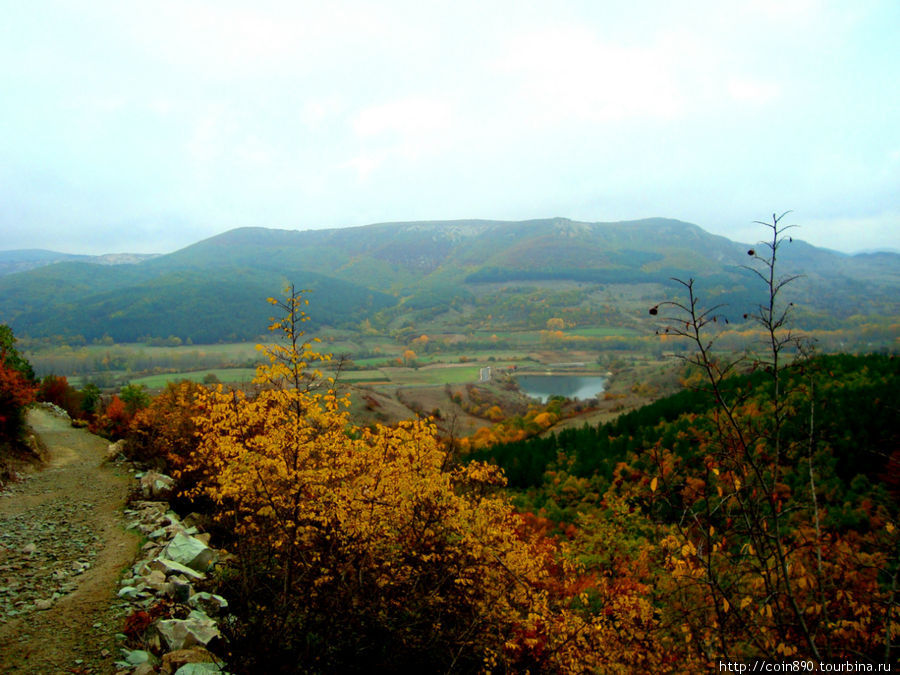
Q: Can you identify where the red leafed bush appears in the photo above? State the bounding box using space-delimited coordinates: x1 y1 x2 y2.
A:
0 359 36 443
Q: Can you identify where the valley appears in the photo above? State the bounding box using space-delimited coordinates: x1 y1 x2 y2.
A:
2 216 898 669
6 217 897 445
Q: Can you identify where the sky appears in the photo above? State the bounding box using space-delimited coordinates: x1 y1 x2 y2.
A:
1 0 898 256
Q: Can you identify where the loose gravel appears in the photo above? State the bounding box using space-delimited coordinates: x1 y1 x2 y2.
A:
0 407 137 674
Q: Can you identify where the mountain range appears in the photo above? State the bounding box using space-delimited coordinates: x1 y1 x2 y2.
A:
1 218 897 343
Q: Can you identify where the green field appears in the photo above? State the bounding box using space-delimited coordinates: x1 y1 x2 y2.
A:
332 369 390 383
25 321 665 393
350 356 401 367
383 365 485 386
130 368 258 388
71 341 263 359
129 364 487 389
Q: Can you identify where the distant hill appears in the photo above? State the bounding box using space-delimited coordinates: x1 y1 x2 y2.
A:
1 218 897 343
0 249 160 276
152 218 740 290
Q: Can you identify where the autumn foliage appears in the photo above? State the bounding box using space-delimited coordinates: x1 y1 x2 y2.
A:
128 380 204 468
182 287 667 673
0 326 36 446
124 380 208 510
90 394 133 439
37 374 80 415
100 214 897 671
633 215 899 662
459 216 898 668
0 358 35 443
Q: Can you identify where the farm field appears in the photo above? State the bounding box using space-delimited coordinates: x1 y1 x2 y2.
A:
25 324 661 392
129 368 258 388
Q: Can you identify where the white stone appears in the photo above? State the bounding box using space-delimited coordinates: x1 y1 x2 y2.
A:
149 558 206 581
156 616 221 651
162 532 218 572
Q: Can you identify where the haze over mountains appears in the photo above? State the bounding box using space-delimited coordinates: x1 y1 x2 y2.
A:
1 218 897 344
0 250 159 277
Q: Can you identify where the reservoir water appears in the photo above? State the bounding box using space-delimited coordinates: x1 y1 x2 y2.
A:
515 374 608 403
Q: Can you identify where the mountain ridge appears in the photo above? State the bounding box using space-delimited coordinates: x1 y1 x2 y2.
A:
1 218 897 343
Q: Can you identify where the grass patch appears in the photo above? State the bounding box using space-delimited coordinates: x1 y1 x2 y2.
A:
388 365 485 386
351 356 399 367
130 368 258 388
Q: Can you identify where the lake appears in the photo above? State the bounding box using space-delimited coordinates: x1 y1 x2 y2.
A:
515 374 608 403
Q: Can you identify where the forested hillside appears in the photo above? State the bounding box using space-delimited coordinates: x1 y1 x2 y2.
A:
1 218 897 343
471 353 899 524
460 218 899 664
0 263 395 342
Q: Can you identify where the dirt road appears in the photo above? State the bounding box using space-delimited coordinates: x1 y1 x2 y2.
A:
0 407 138 674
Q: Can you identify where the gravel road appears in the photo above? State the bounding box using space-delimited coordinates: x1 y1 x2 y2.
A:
0 407 138 674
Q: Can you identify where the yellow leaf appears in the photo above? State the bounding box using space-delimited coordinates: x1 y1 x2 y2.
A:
722 598 730 613
740 596 752 610
650 477 658 492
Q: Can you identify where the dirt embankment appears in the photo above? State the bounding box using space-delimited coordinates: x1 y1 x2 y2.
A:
0 407 138 674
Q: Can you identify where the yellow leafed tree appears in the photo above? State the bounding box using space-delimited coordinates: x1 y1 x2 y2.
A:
184 286 664 673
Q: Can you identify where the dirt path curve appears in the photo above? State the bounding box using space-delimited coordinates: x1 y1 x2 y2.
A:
0 407 138 674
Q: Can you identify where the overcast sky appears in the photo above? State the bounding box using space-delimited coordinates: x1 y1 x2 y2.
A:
1 0 898 255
